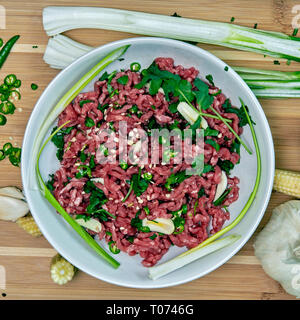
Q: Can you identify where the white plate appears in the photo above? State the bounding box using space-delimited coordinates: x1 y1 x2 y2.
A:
21 37 274 288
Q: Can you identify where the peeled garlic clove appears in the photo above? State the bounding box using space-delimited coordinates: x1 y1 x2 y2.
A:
75 217 102 233
142 218 175 235
0 196 29 221
200 117 208 129
214 171 228 202
0 186 25 200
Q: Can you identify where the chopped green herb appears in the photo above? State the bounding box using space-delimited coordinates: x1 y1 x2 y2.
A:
273 60 280 65
224 66 229 71
253 23 258 29
292 28 298 37
45 174 55 192
205 74 214 86
131 210 150 232
213 188 232 206
79 99 94 107
150 234 157 240
85 117 95 127
117 75 129 85
205 139 220 151
230 17 235 22
217 159 235 174
50 126 75 161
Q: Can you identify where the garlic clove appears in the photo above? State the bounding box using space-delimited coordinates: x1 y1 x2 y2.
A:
0 196 29 221
0 186 25 200
90 177 104 184
214 171 228 202
200 117 208 129
142 217 175 235
75 217 102 233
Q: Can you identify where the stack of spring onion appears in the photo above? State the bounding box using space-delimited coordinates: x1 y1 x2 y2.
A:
42 6 300 99
36 6 297 280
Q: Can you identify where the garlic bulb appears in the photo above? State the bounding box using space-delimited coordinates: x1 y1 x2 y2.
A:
254 200 300 298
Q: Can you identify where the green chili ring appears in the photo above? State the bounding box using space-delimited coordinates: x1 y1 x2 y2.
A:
130 62 141 72
0 35 20 69
4 74 17 87
0 114 7 126
0 150 5 160
3 142 13 155
0 101 15 114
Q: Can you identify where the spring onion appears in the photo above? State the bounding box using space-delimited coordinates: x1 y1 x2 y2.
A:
148 234 241 280
148 98 261 279
30 44 129 189
31 46 129 268
43 6 300 62
234 67 300 98
36 122 120 268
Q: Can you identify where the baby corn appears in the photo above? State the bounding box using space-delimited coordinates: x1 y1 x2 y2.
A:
50 254 77 285
16 214 42 237
273 169 300 198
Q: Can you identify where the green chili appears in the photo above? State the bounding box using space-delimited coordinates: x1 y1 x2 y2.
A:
130 62 141 72
108 241 120 254
4 74 17 87
0 35 20 69
0 101 15 114
9 89 21 101
0 114 7 126
0 150 5 161
119 162 129 170
14 79 21 88
143 172 153 181
3 142 13 155
31 83 38 90
0 39 3 47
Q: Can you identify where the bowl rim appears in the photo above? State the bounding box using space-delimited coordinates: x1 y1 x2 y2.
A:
21 36 275 289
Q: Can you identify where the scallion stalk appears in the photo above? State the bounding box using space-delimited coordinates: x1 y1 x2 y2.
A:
148 98 261 279
43 6 300 62
28 45 129 267
148 234 241 280
36 122 120 268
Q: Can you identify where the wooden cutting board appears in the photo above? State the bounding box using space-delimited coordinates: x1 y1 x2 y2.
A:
0 0 299 300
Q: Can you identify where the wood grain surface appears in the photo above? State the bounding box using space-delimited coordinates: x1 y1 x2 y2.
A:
0 0 299 300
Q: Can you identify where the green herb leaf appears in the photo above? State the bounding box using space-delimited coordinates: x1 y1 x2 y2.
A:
117 75 129 85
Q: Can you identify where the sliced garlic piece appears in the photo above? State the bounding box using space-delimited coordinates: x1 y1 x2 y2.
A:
75 217 102 233
0 196 29 221
200 117 208 129
90 177 104 184
158 87 165 95
0 186 25 200
142 218 175 235
214 171 228 202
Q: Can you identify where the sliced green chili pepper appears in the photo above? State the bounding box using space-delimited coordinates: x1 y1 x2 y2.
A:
4 74 17 87
0 83 9 93
9 89 21 101
143 172 153 181
3 142 13 155
9 154 20 167
0 39 3 47
108 241 120 254
130 62 141 72
0 150 5 161
0 101 15 114
119 162 128 170
0 114 7 126
14 79 21 88
0 35 20 69
31 83 38 90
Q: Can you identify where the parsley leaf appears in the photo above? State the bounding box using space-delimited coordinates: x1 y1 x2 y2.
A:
51 126 75 161
193 78 214 110
117 75 129 85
